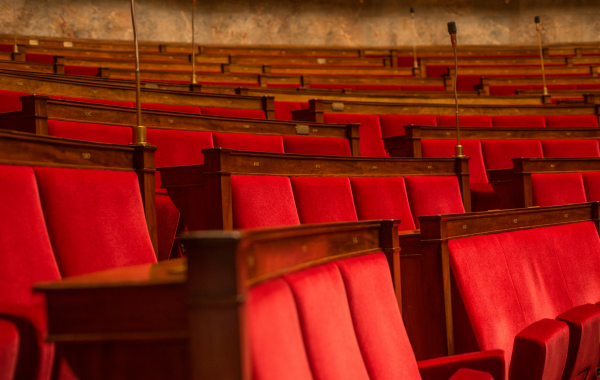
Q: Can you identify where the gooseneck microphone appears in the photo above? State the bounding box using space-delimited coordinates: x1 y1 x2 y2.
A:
191 0 197 85
535 16 548 96
448 21 463 157
410 8 418 69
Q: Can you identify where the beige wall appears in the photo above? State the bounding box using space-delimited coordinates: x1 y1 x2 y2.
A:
0 0 598 47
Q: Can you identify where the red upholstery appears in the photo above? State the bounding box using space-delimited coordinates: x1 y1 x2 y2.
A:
577 84 600 90
290 177 358 224
324 113 387 157
530 173 586 207
0 165 61 380
425 66 450 77
355 84 402 91
544 115 599 128
212 133 285 153
436 116 492 128
533 84 577 91
379 114 438 137
47 120 132 145
349 177 416 231
282 136 351 156
402 85 447 91
231 175 300 229
405 176 465 228
421 140 488 184
25 53 55 63
309 84 356 90
418 351 505 380
60 96 134 108
508 319 570 380
336 253 421 380
0 90 32 112
489 85 533 96
0 320 18 380
274 101 307 121
449 369 493 380
582 172 600 202
199 107 266 119
480 140 544 170
34 167 156 277
541 140 600 158
284 263 370 380
141 103 201 114
155 194 181 261
64 66 99 76
491 116 546 128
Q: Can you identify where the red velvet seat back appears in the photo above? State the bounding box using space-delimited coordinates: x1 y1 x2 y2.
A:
282 136 351 156
324 114 387 157
421 140 488 184
489 85 533 96
355 84 402 91
0 165 60 305
60 96 134 108
541 140 600 158
212 133 285 153
491 116 546 128
231 175 300 229
0 90 31 112
64 66 99 76
200 107 266 119
436 115 492 128
531 173 586 207
290 177 358 224
47 120 132 145
284 263 370 380
544 115 599 128
405 176 465 228
480 140 544 170
379 114 437 137
34 167 156 277
582 172 600 202
274 101 307 121
349 177 416 231
141 103 201 114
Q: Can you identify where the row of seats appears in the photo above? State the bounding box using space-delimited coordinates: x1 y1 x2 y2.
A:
530 172 600 207
491 83 600 95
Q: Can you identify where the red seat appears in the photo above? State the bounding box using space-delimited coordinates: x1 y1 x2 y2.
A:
531 173 587 207
402 85 447 91
0 320 18 380
212 133 285 153
34 167 157 277
274 101 307 121
379 114 437 137
355 84 402 91
0 90 33 112
25 53 55 63
436 116 492 128
141 103 201 114
290 177 358 224
481 140 544 170
582 172 600 202
533 84 577 91
231 175 300 229
349 177 416 231
309 84 357 90
404 176 465 228
489 85 533 96
577 84 600 90
60 96 134 108
491 116 546 128
199 107 266 119
64 66 99 76
282 136 351 156
541 140 600 158
544 115 599 128
324 114 387 157
47 120 132 145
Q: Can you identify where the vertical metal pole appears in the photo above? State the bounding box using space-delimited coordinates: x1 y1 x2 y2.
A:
191 0 197 84
13 0 18 53
130 0 146 145
536 18 548 96
452 34 461 155
410 8 418 69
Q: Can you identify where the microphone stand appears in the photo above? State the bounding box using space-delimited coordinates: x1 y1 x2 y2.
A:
130 0 147 145
535 16 548 96
410 8 418 70
13 0 18 54
448 22 463 157
191 0 197 85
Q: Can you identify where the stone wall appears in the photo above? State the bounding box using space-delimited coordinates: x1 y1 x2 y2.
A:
0 0 598 47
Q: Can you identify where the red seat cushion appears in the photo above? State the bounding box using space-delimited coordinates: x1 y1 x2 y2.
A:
355 85 402 91
231 175 300 229
290 177 358 224
349 177 416 231
404 176 465 228
533 84 577 91
491 116 546 128
47 120 132 145
435 115 492 128
544 115 599 128
489 85 533 96
582 172 600 202
248 279 313 380
34 167 157 277
541 140 600 158
336 253 421 380
283 263 370 380
577 84 600 90
64 66 99 76
200 107 266 119
421 140 488 184
481 140 544 170
324 114 387 157
0 320 18 380
531 173 586 207
212 133 284 153
141 103 201 114
25 53 55 63
274 101 307 121
60 96 134 108
309 84 357 90
0 90 31 112
282 136 351 156
379 114 437 137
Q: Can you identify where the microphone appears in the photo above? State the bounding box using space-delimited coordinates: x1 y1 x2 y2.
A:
448 21 462 157
534 16 548 95
410 8 418 70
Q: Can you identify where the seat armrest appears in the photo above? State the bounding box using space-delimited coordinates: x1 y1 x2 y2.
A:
509 318 569 380
418 350 504 380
